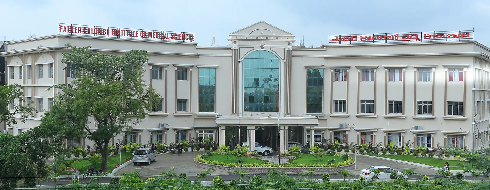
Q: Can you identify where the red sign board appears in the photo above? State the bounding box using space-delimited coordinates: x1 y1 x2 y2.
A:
329 30 474 44
58 23 195 42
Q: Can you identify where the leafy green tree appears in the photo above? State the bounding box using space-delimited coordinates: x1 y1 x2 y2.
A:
310 145 323 162
0 84 35 126
47 45 160 172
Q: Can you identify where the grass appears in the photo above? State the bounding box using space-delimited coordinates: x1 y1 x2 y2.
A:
204 154 268 164
375 154 469 170
64 152 133 174
287 154 345 165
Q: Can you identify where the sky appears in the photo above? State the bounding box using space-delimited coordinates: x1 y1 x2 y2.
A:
1 0 489 48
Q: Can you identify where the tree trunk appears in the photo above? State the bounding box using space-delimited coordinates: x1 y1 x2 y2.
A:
101 141 109 172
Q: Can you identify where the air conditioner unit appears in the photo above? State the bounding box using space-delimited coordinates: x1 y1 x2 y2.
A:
414 126 422 130
339 123 347 128
159 123 167 129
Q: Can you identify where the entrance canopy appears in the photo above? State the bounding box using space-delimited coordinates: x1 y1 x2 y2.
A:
215 116 318 126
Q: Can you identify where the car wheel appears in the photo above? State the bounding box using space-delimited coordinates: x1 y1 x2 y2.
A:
134 163 137 166
148 160 151 165
263 150 270 156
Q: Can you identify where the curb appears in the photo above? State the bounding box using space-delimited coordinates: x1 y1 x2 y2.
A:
359 154 439 171
108 159 134 177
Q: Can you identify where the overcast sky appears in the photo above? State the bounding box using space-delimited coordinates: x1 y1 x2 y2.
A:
1 0 489 47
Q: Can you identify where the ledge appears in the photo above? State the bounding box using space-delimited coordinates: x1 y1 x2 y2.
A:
173 113 194 116
306 113 325 117
382 115 406 119
412 115 436 119
355 114 377 118
329 113 350 118
148 112 169 116
442 116 468 120
195 112 218 117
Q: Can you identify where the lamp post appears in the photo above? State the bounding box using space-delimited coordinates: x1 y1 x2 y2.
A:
118 139 121 165
277 115 281 164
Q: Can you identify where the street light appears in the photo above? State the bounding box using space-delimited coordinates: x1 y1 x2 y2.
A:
277 114 281 164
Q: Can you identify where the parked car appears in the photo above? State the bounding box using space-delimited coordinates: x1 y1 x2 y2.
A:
133 148 156 165
242 142 274 156
360 166 407 180
288 142 309 153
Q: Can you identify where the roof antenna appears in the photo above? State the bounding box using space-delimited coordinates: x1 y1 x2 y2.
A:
211 37 215 46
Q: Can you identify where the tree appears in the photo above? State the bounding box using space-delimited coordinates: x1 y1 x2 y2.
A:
48 45 160 172
0 84 36 126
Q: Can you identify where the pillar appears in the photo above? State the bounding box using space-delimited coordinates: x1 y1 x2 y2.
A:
248 126 255 151
310 127 314 148
279 125 285 153
219 126 226 147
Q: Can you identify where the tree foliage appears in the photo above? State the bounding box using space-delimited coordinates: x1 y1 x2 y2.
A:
45 45 160 172
0 84 36 126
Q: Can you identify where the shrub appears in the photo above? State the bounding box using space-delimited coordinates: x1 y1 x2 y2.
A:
421 175 429 181
341 153 349 161
216 145 230 154
390 171 398 179
212 176 226 188
322 173 330 182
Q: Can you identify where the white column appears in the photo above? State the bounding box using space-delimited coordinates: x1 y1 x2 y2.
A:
248 126 255 151
219 126 226 147
238 60 243 117
310 127 315 148
279 125 285 153
280 61 285 117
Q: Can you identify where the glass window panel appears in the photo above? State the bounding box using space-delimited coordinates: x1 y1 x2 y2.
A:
243 51 279 112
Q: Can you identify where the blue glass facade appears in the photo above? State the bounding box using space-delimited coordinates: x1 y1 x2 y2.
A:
306 69 323 113
198 68 216 112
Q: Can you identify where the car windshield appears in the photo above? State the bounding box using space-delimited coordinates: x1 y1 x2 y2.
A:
134 150 147 155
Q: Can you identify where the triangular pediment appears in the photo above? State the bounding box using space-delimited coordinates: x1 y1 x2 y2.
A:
230 21 294 36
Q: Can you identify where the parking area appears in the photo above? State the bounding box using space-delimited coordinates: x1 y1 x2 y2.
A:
115 151 437 178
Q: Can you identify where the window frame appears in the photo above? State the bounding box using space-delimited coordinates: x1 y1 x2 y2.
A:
151 66 163 80
177 99 188 112
37 98 43 112
28 65 32 79
360 132 374 145
177 67 187 80
447 101 464 116
334 69 347 82
306 68 324 113
361 69 375 82
388 69 403 82
49 63 54 78
417 101 432 115
387 133 402 146
448 68 464 82
10 67 14 79
197 130 215 141
152 98 164 112
447 135 464 148
416 134 432 148
388 100 403 114
38 65 43 79
418 68 432 82
19 66 22 79
48 98 53 110
360 100 374 113
334 100 347 113
198 68 216 112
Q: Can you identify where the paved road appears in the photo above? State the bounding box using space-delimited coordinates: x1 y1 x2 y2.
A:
352 154 438 175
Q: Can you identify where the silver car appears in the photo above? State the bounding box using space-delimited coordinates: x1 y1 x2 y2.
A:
133 148 156 165
360 166 407 180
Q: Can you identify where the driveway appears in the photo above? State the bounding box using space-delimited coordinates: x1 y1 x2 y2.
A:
115 151 231 177
115 152 437 178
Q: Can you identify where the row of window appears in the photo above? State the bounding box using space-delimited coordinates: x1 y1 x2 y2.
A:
9 97 53 112
336 100 463 115
334 131 464 148
124 130 215 144
331 68 464 82
151 67 188 80
9 64 54 80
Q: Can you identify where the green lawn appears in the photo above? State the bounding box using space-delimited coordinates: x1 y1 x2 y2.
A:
378 155 469 170
287 154 345 166
65 152 133 174
204 154 268 164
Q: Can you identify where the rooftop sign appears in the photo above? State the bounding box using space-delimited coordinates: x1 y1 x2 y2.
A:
58 23 195 42
328 30 473 45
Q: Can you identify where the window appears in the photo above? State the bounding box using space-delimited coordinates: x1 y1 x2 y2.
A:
48 98 53 110
19 66 22 79
448 68 464 82
197 130 215 141
66 63 76 78
151 66 163 80
306 130 323 145
360 100 374 113
360 132 374 145
26 97 31 107
126 132 137 143
447 135 464 148
333 131 347 144
49 63 54 78
152 98 163 112
177 99 187 112
199 68 216 112
416 134 432 148
361 69 375 81
151 132 163 144
387 133 402 146
37 98 43 112
334 69 347 81
28 66 32 79
10 67 14 79
67 137 81 148
418 68 432 82
388 100 403 114
176 130 187 143
388 69 403 82
334 100 347 113
417 101 432 115
243 50 279 112
307 69 323 113
177 67 187 80
38 65 43 78
9 99 14 110
447 101 463 116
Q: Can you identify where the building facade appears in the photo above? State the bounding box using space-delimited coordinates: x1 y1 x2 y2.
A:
2 22 490 152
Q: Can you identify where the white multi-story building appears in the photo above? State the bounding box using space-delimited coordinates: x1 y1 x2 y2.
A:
2 21 490 152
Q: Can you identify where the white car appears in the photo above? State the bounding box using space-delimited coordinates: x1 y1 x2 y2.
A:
242 142 274 156
360 166 407 180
